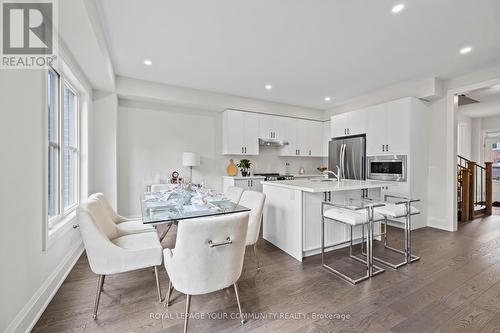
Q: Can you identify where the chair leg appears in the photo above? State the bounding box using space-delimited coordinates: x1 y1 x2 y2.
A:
184 294 191 333
154 266 162 303
233 282 246 324
92 275 105 319
384 217 388 246
100 275 105 291
253 244 260 271
164 280 173 308
159 223 173 242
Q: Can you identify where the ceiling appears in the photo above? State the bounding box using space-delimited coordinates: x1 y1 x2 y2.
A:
96 0 500 109
457 84 500 118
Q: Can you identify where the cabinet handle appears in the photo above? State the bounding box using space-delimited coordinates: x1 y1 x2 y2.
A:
309 150 311 156
344 129 346 135
382 145 385 152
244 147 247 153
385 144 389 151
251 180 253 187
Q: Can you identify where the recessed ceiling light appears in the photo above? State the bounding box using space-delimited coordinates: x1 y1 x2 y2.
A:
265 84 272 90
459 46 472 55
391 4 405 13
144 59 152 66
324 96 331 102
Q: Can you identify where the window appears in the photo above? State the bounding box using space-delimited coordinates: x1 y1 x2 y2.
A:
47 68 80 229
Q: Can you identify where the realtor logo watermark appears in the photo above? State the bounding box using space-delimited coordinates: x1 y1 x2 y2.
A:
1 0 58 69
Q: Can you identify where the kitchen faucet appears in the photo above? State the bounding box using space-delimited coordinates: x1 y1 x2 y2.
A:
323 166 341 180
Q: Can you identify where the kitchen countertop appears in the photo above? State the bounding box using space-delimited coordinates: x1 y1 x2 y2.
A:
291 174 326 178
261 179 393 193
223 175 266 179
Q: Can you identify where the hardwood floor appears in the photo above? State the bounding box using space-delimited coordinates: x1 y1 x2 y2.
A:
33 215 500 333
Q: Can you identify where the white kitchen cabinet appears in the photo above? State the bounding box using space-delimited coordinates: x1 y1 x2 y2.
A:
386 98 411 154
323 121 331 157
223 176 264 193
366 103 387 155
366 99 411 155
306 121 324 157
258 114 286 140
330 110 367 138
222 110 259 155
330 112 348 138
281 117 298 156
223 109 323 158
348 109 368 136
281 118 323 157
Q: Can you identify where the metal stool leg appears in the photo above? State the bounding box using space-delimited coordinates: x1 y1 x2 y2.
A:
322 205 384 285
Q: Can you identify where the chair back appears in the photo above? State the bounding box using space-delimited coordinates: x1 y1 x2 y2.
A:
238 191 266 246
224 186 244 204
77 198 120 274
166 212 249 295
89 192 121 224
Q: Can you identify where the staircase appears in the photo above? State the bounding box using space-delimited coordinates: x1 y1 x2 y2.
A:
457 155 493 222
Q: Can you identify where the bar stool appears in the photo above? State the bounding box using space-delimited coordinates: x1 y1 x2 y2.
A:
363 195 421 269
321 201 386 285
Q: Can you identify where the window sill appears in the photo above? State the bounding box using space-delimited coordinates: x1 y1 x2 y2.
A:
45 211 78 250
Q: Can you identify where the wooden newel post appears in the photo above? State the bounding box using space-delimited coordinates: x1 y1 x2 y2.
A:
467 161 476 219
485 162 492 216
461 168 470 223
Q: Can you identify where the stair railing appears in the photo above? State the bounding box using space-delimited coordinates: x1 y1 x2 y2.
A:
457 155 492 222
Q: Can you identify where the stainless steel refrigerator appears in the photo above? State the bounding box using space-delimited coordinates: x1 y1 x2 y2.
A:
328 134 366 180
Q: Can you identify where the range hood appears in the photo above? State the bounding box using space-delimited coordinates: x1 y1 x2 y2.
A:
258 138 289 147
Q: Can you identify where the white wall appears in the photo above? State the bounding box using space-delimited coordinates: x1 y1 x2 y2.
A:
456 114 472 159
471 118 483 163
0 70 85 333
91 91 118 209
117 100 325 217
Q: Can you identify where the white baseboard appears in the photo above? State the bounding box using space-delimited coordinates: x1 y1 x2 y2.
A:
4 242 84 333
427 216 454 231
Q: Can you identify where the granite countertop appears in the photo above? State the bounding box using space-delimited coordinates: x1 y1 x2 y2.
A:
261 179 394 193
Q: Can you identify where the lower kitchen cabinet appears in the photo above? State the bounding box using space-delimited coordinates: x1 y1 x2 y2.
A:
222 176 264 193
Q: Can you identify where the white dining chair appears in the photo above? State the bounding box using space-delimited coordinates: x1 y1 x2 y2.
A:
239 190 266 271
77 196 164 319
89 192 155 234
163 212 249 333
224 186 244 204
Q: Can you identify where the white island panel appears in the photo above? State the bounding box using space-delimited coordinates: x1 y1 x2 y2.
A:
262 185 304 261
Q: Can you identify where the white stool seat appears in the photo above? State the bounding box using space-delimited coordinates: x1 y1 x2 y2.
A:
375 204 419 219
324 208 384 226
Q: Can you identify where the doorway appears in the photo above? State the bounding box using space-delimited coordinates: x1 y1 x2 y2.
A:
454 83 500 224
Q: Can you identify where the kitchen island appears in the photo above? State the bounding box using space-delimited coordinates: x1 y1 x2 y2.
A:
262 179 393 261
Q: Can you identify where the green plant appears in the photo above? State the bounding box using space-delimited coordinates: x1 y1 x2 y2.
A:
237 159 252 175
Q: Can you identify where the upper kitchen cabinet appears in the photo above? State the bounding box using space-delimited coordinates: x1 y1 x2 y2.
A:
322 121 331 157
385 98 411 153
258 114 286 140
366 99 411 155
330 110 367 138
222 110 259 155
280 118 323 157
330 112 348 138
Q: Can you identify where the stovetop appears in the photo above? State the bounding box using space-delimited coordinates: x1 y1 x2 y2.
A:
254 173 295 181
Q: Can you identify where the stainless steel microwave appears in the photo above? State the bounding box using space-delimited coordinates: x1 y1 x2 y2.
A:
367 155 407 182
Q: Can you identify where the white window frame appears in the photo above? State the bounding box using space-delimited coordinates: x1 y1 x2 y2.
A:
44 66 81 248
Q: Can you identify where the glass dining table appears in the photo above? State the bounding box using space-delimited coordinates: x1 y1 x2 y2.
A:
140 185 250 225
